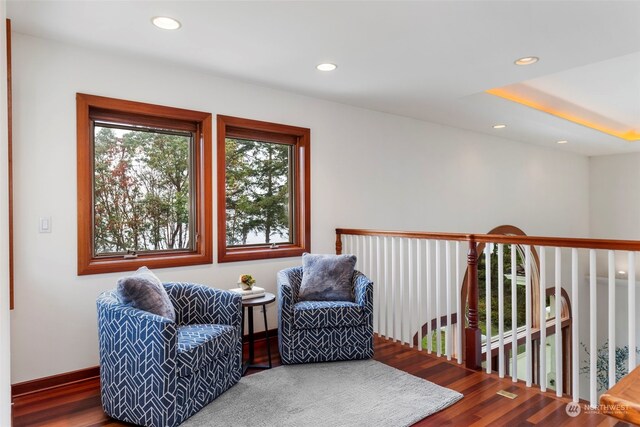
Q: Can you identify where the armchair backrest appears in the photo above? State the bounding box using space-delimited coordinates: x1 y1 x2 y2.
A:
163 282 242 328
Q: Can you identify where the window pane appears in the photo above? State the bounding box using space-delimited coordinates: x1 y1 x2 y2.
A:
93 124 193 255
225 138 292 247
478 244 527 342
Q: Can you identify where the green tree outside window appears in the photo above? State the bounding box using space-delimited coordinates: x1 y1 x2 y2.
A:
225 138 291 247
93 125 192 255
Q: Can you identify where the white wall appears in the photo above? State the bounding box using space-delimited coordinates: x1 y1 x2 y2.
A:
1 1 13 424
590 153 640 240
10 33 591 383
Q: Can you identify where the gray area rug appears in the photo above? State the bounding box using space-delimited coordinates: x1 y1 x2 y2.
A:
182 359 463 427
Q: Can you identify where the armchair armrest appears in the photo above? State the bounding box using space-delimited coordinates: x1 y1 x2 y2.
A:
164 282 242 328
353 270 373 315
278 267 303 350
277 267 303 309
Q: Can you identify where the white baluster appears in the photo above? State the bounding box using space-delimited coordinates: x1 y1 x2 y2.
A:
498 243 505 378
408 239 414 348
417 240 423 351
368 235 373 269
391 237 397 342
525 245 532 387
371 236 382 336
572 248 579 402
426 240 433 353
539 247 546 391
511 244 517 382
376 236 383 338
555 247 562 397
446 241 452 360
385 237 391 340
629 252 636 370
369 236 376 335
456 241 462 364
485 243 492 373
360 235 365 270
400 238 405 344
590 249 597 408
365 236 371 332
608 250 616 388
436 240 442 357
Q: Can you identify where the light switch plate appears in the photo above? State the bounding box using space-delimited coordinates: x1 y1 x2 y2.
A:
39 217 52 233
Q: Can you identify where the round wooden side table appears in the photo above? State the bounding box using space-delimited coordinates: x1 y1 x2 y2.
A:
241 292 276 375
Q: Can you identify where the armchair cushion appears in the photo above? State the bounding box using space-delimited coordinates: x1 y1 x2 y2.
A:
298 253 357 302
176 324 237 377
117 266 176 321
293 301 365 329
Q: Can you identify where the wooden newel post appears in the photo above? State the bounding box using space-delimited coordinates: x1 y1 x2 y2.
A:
335 231 342 255
465 237 481 370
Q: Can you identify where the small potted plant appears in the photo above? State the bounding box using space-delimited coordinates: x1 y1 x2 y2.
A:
238 274 256 290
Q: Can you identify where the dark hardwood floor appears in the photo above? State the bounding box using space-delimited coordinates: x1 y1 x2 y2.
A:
12 336 629 426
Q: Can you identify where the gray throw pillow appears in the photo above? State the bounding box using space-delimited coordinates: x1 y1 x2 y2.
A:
117 266 176 321
298 253 357 302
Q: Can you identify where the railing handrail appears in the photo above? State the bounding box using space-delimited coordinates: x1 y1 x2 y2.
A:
336 228 472 241
336 228 640 251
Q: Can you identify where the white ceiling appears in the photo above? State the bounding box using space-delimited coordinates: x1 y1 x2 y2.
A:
523 52 640 132
7 0 640 156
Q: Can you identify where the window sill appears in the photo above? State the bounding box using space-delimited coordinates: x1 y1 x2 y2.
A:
78 251 213 275
218 245 307 263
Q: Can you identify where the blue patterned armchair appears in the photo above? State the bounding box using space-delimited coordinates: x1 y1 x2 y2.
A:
277 267 373 364
96 282 242 427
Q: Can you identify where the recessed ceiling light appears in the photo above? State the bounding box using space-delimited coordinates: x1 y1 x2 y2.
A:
152 16 181 30
316 63 337 71
556 140 568 144
514 56 539 66
492 124 507 129
619 270 627 275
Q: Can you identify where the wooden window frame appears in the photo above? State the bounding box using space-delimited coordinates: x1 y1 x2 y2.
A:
217 115 310 263
76 93 213 275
